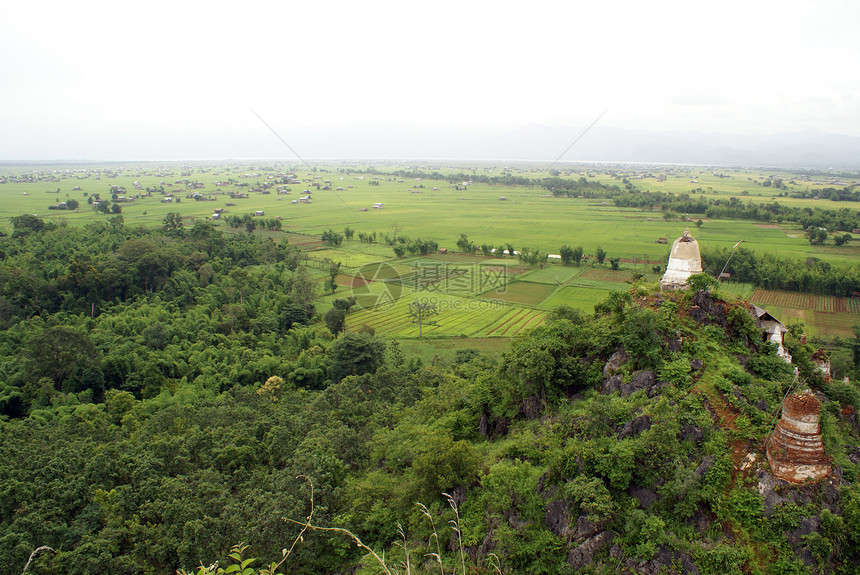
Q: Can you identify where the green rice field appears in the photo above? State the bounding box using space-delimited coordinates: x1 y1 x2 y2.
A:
2 161 858 343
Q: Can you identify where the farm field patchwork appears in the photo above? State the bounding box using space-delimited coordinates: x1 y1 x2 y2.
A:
310 249 392 268
520 265 585 285
478 281 557 307
539 286 614 312
2 163 859 267
579 268 660 283
718 282 756 299
750 289 860 314
749 289 860 336
2 162 858 340
345 292 525 338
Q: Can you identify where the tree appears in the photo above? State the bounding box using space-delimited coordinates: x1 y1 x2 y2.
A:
344 227 355 240
456 234 476 254
329 332 386 383
10 214 47 237
280 303 311 332
326 262 341 294
547 305 583 324
609 257 620 270
24 326 99 391
572 246 584 266
806 226 827 245
518 247 548 268
321 229 343 246
595 246 606 265
560 245 574 265
163 212 183 234
324 308 347 336
108 215 124 230
408 299 440 337
687 272 718 293
332 297 356 312
66 198 80 211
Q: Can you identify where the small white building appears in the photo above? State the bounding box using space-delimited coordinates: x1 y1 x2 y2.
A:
751 305 792 363
660 229 702 291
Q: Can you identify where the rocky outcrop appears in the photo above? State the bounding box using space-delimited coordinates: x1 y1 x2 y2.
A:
810 349 832 383
689 290 727 328
479 412 509 439
568 531 615 570
767 392 832 484
613 545 700 574
602 370 668 397
603 348 630 378
618 415 652 439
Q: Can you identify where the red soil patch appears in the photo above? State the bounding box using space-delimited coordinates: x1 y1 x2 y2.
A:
335 274 371 288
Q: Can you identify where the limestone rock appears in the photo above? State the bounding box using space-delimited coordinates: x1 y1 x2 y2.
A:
603 348 629 378
567 531 614 570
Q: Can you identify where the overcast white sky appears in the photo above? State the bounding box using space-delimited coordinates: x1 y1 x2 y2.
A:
3 0 860 160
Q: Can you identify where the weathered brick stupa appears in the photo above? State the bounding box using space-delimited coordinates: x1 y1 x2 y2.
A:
660 228 702 291
766 392 831 483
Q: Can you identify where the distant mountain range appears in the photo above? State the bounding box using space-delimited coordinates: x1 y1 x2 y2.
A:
6 125 860 168
287 124 860 169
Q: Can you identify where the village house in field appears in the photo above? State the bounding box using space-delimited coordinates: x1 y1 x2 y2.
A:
660 228 702 291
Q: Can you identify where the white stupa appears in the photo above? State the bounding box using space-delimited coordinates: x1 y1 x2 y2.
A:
660 228 702 291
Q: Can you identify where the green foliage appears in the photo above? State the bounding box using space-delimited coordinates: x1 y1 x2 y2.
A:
623 509 667 558
658 357 693 388
412 430 479 498
546 304 583 325
619 307 666 369
503 319 602 408
329 333 386 383
324 308 346 336
0 210 858 575
688 272 718 292
561 475 615 521
594 439 635 489
407 299 439 337
321 229 343 246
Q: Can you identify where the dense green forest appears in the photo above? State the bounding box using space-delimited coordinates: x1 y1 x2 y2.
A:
1 217 860 574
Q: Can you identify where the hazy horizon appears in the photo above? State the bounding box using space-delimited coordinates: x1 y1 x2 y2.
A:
4 1 860 163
